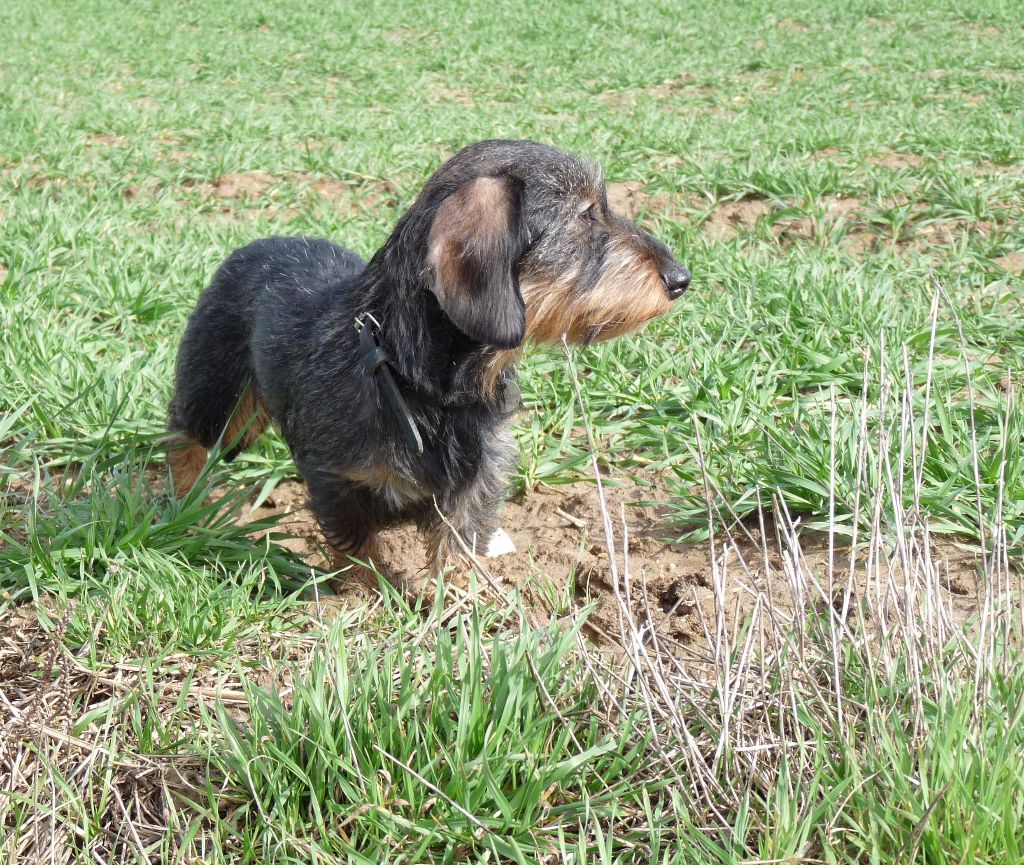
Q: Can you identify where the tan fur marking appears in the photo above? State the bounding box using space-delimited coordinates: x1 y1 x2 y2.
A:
520 234 670 345
336 464 425 509
163 433 208 498
328 533 393 590
428 176 513 298
425 524 472 581
224 389 270 451
482 348 522 399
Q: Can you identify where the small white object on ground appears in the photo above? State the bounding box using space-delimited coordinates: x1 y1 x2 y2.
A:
485 528 516 558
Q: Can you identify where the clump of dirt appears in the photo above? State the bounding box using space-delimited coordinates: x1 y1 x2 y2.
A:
810 146 847 161
775 18 810 32
866 150 926 170
906 218 994 250
85 133 126 147
132 171 399 223
599 75 718 110
770 195 876 250
605 181 671 219
247 474 721 644
645 74 715 100
424 75 475 107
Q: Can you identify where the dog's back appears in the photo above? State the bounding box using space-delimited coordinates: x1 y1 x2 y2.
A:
165 236 363 494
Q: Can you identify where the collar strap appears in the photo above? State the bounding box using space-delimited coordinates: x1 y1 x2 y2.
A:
356 313 523 451
356 314 425 456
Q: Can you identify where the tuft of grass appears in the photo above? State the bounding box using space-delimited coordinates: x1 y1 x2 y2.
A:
0 446 313 604
204 593 652 862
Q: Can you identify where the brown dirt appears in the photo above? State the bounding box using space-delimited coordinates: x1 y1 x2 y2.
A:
124 171 398 224
957 23 1005 37
812 149 925 171
290 139 325 152
702 198 772 240
645 74 714 100
243 474 721 644
993 250 1024 274
919 68 1019 82
810 146 847 161
210 172 276 200
907 218 994 250
772 196 873 248
85 133 126 147
241 472 987 651
599 75 718 109
775 18 810 32
425 75 474 107
866 150 926 170
606 181 674 219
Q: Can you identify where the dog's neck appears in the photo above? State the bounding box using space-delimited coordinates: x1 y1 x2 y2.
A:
348 257 521 408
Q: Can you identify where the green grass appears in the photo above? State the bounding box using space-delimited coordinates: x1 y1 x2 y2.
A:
208 599 653 862
2 0 1023 862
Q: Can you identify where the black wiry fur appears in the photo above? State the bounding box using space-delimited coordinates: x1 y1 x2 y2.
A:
167 140 690 587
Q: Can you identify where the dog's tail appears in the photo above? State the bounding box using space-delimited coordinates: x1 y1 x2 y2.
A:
165 249 271 497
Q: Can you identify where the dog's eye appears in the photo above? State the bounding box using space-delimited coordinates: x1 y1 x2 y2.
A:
579 203 598 224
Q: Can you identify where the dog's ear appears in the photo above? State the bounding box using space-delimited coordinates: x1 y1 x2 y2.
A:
427 174 529 348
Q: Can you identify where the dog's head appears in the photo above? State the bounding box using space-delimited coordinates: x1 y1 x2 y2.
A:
419 139 690 349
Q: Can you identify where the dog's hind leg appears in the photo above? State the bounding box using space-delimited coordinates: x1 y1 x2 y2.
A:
163 433 209 498
166 281 269 497
163 388 269 497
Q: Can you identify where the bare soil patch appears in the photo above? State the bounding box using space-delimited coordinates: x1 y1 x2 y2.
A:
243 473 986 651
807 148 926 171
702 198 772 240
810 146 847 161
993 250 1024 274
599 74 717 109
865 150 926 170
645 74 714 100
907 218 994 250
150 171 399 222
775 18 810 32
424 74 474 107
85 133 126 147
606 181 674 219
210 172 277 200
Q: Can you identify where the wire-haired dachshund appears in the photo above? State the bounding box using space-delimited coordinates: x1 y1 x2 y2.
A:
166 139 691 590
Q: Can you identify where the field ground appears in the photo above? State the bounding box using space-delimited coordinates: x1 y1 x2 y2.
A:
2 0 1024 862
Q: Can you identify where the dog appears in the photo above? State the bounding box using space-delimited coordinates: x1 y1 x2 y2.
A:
166 139 690 589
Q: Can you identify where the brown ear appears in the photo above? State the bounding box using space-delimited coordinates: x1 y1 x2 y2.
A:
427 175 529 348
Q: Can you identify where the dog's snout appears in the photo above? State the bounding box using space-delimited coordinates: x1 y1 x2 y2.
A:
662 265 691 300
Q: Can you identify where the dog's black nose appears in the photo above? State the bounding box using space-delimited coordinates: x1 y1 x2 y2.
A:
662 266 691 300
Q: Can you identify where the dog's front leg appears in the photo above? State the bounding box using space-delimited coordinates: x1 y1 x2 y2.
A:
421 456 511 591
305 474 395 590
